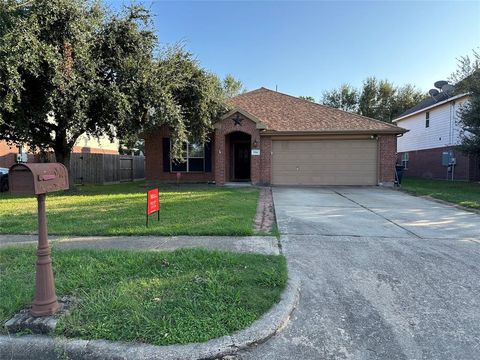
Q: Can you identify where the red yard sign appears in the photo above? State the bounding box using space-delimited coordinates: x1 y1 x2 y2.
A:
146 188 160 226
147 189 159 214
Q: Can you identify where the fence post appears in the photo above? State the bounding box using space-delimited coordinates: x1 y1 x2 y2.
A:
101 153 105 184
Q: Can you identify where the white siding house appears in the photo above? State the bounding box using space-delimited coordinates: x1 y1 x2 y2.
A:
395 94 468 153
393 93 479 181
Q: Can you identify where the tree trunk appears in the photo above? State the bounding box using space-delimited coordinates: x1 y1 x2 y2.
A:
54 148 74 190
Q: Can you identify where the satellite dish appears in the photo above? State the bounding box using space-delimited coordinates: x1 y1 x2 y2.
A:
441 84 455 94
434 80 448 89
429 89 440 97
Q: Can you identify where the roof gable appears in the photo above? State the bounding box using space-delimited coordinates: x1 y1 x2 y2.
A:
218 107 267 129
227 88 406 134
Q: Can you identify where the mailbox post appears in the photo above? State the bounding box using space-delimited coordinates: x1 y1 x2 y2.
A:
9 163 69 317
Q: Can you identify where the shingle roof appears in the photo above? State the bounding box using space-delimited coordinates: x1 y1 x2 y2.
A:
396 92 451 119
395 75 474 120
227 88 406 134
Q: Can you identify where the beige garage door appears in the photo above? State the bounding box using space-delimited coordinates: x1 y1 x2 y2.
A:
272 140 378 185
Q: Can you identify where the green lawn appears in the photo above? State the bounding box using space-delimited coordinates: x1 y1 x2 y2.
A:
0 182 259 236
0 246 287 345
401 177 480 209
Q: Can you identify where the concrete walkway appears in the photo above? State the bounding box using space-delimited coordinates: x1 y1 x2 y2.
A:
239 187 480 360
0 235 280 256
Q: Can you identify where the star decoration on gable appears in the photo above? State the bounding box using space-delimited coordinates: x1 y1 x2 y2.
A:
233 113 243 126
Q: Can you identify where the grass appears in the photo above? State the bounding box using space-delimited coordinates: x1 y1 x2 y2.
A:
0 182 259 236
401 177 480 209
0 246 287 345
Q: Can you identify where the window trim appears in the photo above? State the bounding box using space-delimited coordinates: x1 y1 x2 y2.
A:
401 152 409 170
170 142 205 173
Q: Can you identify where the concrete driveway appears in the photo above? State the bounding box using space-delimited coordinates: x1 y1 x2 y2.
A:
239 187 480 360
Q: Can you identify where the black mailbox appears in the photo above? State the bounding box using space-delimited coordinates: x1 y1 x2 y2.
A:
9 163 69 195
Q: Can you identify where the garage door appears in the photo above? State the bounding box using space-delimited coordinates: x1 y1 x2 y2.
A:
272 140 378 185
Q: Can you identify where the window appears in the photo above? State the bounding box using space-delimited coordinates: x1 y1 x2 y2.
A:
170 142 205 172
401 152 409 169
425 112 430 128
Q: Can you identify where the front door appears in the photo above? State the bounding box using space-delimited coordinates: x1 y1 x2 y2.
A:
233 142 251 181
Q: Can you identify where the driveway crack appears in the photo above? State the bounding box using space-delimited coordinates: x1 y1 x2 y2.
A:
332 190 423 239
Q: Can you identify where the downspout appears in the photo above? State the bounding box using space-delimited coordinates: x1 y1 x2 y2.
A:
449 101 454 146
448 101 457 181
395 132 405 184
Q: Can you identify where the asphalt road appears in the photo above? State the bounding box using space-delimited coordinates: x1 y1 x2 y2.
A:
238 187 480 360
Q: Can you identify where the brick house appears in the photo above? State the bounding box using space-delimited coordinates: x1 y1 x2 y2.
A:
145 88 406 186
394 92 480 181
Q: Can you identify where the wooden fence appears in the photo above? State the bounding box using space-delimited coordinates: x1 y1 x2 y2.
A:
70 153 145 185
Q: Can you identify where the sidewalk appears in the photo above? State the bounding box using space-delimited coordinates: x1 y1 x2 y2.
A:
0 234 280 255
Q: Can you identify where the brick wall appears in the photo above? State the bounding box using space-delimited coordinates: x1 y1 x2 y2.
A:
144 121 402 186
144 126 215 183
214 113 263 185
397 146 480 181
468 155 480 181
378 135 397 184
260 136 272 185
0 141 18 168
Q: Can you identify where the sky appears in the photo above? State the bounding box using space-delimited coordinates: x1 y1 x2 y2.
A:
106 1 480 99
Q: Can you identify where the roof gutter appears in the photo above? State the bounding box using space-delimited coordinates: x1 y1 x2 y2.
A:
261 128 407 136
393 93 469 123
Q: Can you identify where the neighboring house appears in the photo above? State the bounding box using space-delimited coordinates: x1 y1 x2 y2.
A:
393 93 480 181
0 135 119 168
73 134 119 155
145 87 406 186
0 141 23 168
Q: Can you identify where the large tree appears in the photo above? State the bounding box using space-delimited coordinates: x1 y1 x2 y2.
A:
451 50 480 156
299 95 315 102
221 74 245 99
0 0 224 180
152 47 228 155
321 84 358 112
359 78 399 121
392 84 427 119
322 77 425 122
119 48 227 157
1 0 152 167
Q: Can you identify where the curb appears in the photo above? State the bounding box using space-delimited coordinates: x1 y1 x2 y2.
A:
0 274 300 360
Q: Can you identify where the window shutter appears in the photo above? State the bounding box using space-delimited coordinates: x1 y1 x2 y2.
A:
162 138 170 172
205 141 212 173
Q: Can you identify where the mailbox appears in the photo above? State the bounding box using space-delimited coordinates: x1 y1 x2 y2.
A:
9 163 69 195
7 162 69 317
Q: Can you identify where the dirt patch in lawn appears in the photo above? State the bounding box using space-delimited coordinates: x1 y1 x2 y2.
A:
254 187 275 234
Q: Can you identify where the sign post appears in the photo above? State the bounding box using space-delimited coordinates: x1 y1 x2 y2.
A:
176 172 181 187
146 188 160 227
